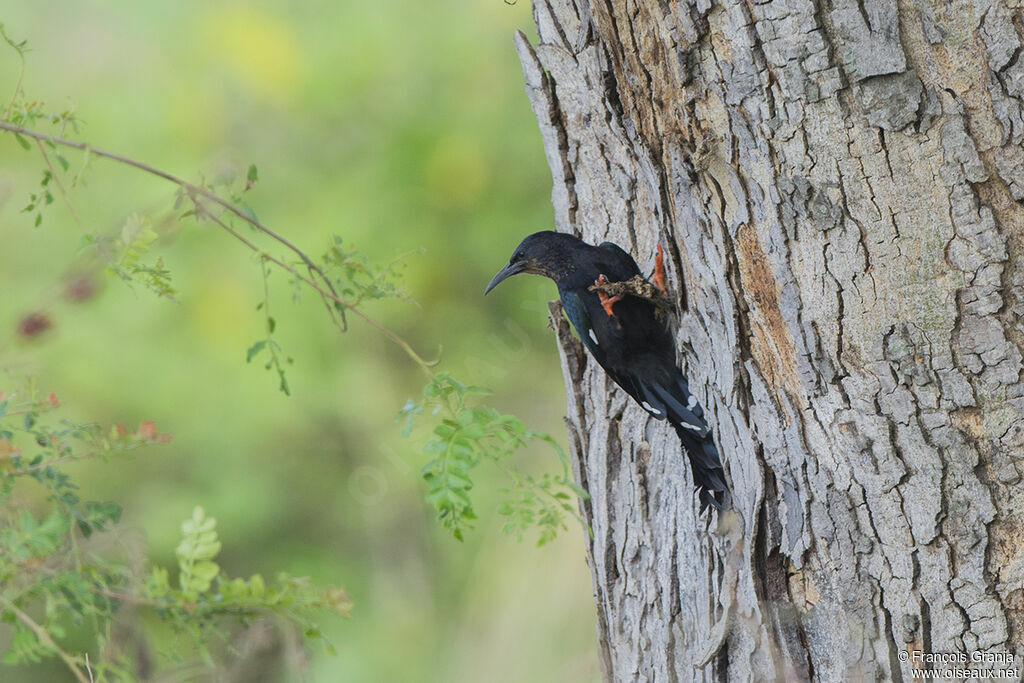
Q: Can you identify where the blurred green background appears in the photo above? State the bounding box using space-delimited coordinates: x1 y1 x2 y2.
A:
0 0 598 680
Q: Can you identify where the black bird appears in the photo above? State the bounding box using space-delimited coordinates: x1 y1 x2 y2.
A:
485 231 728 510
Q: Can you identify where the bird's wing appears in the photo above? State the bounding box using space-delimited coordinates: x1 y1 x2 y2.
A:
560 290 608 364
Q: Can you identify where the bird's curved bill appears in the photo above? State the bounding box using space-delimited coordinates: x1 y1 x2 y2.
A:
484 260 527 295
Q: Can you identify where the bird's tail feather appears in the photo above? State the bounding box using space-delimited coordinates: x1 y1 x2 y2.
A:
673 424 728 511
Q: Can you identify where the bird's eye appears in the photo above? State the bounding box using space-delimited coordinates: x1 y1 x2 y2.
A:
512 251 524 262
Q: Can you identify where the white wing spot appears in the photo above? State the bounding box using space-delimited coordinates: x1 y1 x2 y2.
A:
686 393 698 410
678 421 703 432
588 329 599 345
641 401 661 416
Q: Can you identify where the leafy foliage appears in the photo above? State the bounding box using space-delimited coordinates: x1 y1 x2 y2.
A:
322 235 418 307
0 387 350 680
21 169 53 228
400 374 585 545
146 507 351 657
109 213 177 301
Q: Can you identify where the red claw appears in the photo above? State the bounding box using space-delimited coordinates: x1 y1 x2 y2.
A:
594 274 622 317
654 244 667 296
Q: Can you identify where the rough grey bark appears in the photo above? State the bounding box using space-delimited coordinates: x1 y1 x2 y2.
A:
515 0 1024 680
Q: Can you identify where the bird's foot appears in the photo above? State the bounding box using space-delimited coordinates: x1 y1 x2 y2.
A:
594 274 623 316
653 244 668 296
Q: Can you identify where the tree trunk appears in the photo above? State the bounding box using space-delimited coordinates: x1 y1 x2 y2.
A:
515 0 1024 679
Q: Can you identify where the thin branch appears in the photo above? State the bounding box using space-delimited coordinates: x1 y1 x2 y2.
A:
196 206 347 336
0 121 439 377
10 451 90 475
0 26 26 120
0 596 90 683
0 121 343 320
197 197 437 375
34 138 86 234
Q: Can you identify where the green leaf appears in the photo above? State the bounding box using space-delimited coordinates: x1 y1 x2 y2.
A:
432 423 455 439
191 560 219 583
246 340 267 363
249 573 265 598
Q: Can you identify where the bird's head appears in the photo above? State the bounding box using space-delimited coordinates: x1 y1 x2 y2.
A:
484 231 581 294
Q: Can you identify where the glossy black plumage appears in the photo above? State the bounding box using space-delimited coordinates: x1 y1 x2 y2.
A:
485 231 728 510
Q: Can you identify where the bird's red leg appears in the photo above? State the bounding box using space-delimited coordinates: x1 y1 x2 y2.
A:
594 274 622 316
654 244 668 296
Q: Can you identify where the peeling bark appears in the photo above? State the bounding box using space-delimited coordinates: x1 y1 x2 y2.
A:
517 0 1024 679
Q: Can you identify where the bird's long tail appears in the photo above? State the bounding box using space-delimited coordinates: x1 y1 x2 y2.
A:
630 367 729 510
672 424 728 511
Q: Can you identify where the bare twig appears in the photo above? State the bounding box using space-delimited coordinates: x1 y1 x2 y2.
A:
588 275 674 329
587 274 672 308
